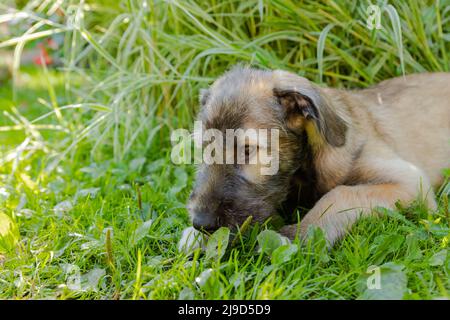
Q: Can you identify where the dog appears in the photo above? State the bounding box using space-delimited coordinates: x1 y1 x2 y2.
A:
187 66 450 246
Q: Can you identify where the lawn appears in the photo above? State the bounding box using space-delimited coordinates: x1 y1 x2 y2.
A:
0 0 449 300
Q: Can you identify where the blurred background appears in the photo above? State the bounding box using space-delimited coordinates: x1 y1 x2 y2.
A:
1 0 448 166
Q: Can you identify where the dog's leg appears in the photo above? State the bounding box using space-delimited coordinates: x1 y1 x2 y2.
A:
280 159 437 245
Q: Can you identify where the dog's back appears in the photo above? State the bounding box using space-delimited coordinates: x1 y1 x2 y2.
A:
348 73 450 187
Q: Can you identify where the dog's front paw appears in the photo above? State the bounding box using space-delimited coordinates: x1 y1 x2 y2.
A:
278 224 301 240
279 222 339 247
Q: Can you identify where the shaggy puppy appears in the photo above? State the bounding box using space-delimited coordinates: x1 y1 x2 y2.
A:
187 66 450 245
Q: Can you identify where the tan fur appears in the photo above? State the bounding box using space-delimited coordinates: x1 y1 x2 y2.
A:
279 72 449 244
189 67 450 245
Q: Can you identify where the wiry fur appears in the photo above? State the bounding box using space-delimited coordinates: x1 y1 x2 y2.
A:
188 65 450 245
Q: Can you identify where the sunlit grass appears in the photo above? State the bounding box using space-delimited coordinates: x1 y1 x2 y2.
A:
0 0 449 299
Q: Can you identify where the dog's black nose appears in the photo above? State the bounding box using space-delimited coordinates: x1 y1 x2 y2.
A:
192 214 219 233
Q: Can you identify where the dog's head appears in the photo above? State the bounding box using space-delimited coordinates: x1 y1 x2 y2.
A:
187 66 347 233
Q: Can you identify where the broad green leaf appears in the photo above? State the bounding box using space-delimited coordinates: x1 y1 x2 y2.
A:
81 268 106 292
194 267 223 297
76 187 100 199
429 249 448 266
358 262 407 300
205 227 230 260
146 159 166 173
178 287 195 299
306 225 330 263
129 157 146 173
53 200 73 217
178 227 205 254
371 234 404 264
257 230 289 256
195 268 214 288
405 234 423 261
271 244 298 265
133 220 153 244
169 167 189 196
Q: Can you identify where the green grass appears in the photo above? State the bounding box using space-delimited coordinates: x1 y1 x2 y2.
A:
0 0 449 299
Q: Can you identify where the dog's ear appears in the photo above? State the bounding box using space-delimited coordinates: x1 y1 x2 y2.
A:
273 88 319 134
199 88 210 107
273 71 347 147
